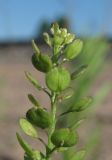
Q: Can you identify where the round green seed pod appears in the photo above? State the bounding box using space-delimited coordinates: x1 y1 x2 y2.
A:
45 67 70 92
32 53 52 73
26 108 52 129
64 39 83 60
70 97 93 112
51 128 78 147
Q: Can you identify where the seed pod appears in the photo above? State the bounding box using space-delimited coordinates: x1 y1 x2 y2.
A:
19 118 38 138
32 40 40 55
43 32 52 47
70 97 93 112
28 94 40 107
64 39 83 60
26 108 52 129
46 67 70 92
57 88 74 102
71 65 88 80
32 53 52 73
16 133 33 157
50 22 60 35
51 128 78 147
25 72 42 90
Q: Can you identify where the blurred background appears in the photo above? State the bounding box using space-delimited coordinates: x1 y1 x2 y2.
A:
0 0 112 160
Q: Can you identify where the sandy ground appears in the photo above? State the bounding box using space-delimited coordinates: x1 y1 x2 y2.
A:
0 49 112 160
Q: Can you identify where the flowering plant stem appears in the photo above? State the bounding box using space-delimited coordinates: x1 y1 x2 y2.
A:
17 23 93 160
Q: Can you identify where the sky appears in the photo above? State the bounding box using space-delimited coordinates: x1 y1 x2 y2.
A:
0 0 112 41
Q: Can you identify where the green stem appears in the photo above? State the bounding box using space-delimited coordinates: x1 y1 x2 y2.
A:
46 92 57 159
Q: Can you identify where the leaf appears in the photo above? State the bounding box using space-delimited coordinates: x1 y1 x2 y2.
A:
64 39 83 60
25 72 42 90
19 118 38 138
46 67 70 92
71 65 88 80
16 133 33 156
71 150 86 160
28 94 40 107
32 40 40 55
70 96 93 112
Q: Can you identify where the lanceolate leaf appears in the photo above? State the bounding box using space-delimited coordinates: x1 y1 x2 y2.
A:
19 118 38 138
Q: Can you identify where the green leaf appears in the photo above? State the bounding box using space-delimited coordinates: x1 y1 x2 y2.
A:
64 39 83 60
32 53 52 73
70 97 93 112
71 65 88 80
28 94 40 107
19 118 38 138
16 133 33 156
25 72 42 90
46 67 70 92
71 150 86 160
32 40 40 55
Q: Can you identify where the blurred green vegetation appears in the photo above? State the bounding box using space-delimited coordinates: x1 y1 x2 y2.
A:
59 37 111 160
